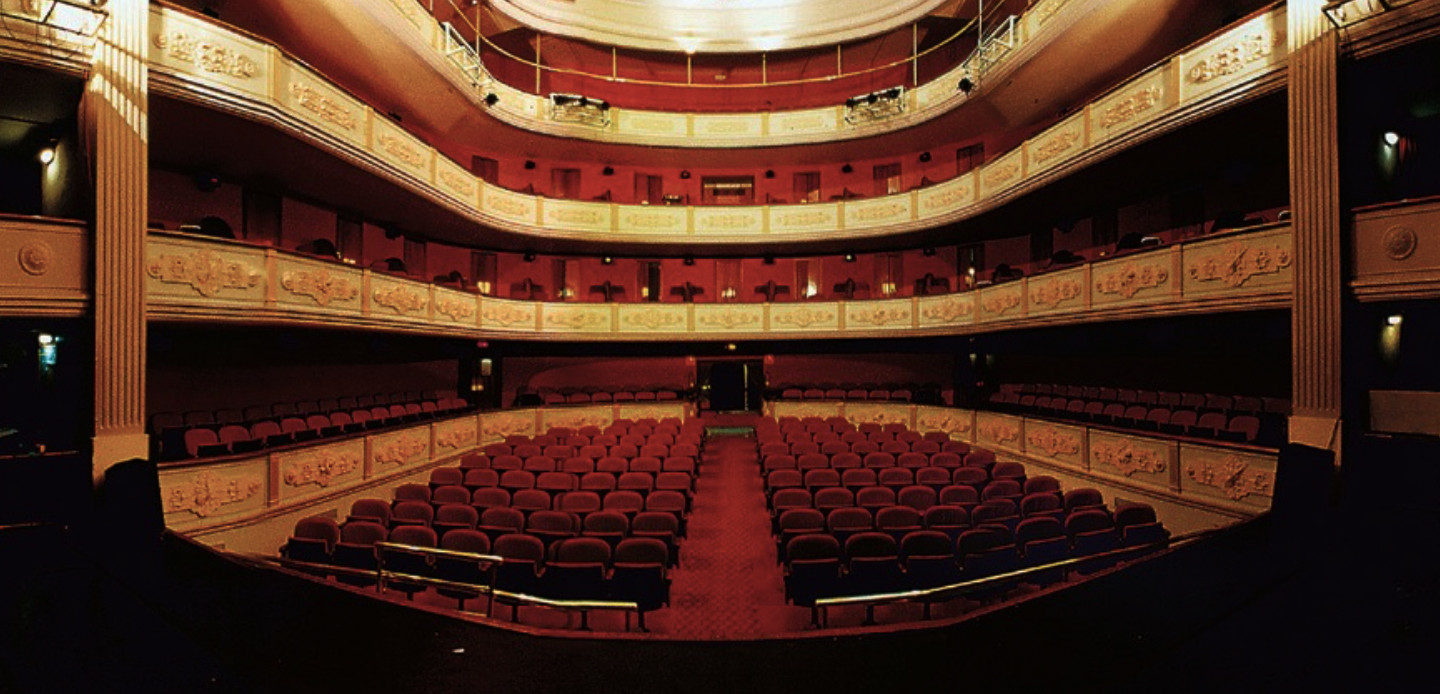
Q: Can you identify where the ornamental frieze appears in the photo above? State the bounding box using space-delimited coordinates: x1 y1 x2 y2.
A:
487 195 532 218
773 211 833 227
289 83 357 131
435 424 477 450
1031 131 1081 165
846 407 906 425
547 309 609 330
373 285 428 315
848 306 911 327
1186 241 1292 288
984 162 1022 189
282 450 360 488
544 411 610 431
154 32 260 79
147 249 262 297
921 185 970 211
1095 263 1168 298
615 405 681 422
918 412 971 435
978 420 1021 445
439 170 476 198
624 308 685 330
623 211 682 229
377 133 425 169
554 209 606 225
1092 440 1166 477
481 302 534 327
696 308 761 330
1029 279 1083 309
166 471 262 518
281 269 358 307
697 213 757 230
771 307 835 328
373 434 428 466
1026 426 1081 457
981 292 1022 316
921 297 973 323
851 202 907 222
1100 87 1163 129
434 296 476 322
1186 455 1271 500
1186 32 1274 84
483 414 533 439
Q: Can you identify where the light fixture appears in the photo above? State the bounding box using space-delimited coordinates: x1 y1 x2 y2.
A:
601 256 614 265
37 144 56 165
602 166 615 176
523 252 536 262
922 247 936 257
725 343 737 352
679 170 691 179
841 163 853 174
523 160 536 170
1323 0 1393 28
844 253 856 262
683 256 696 266
1383 131 1401 147
764 169 775 179
484 93 499 106
1387 314 1403 326
957 77 974 94
919 151 932 163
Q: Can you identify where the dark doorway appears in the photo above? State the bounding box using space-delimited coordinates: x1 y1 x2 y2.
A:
699 359 762 412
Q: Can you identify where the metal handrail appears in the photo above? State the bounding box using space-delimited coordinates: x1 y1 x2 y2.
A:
423 0 1002 91
810 525 1231 624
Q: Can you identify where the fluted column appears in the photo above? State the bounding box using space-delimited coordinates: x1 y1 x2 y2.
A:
1287 0 1342 452
88 0 149 478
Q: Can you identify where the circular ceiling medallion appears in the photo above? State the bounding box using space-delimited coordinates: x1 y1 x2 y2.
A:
1382 225 1417 261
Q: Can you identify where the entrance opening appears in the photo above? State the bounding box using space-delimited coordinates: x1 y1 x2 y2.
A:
698 359 762 412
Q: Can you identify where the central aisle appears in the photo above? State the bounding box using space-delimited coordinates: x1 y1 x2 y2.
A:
661 424 807 638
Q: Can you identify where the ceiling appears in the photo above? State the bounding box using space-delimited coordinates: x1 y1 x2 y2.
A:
482 0 956 53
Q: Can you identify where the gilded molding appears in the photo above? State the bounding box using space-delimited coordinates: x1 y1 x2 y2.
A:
373 285 428 315
1092 440 1166 477
282 450 360 488
981 291 1022 316
921 297 973 323
481 302 535 327
1100 87 1162 129
374 434 428 466
434 296 476 321
848 306 911 327
696 212 757 230
1032 131 1080 165
1186 33 1274 84
435 424 477 450
281 269 359 306
17 242 53 276
1026 426 1081 457
772 307 835 328
1186 455 1271 500
154 32 260 79
696 308 761 330
978 419 1021 445
166 471 262 518
1028 279 1082 308
1186 241 1292 288
1095 262 1168 298
547 308 609 330
377 133 425 168
289 83 357 131
146 249 262 297
624 308 685 330
553 208 606 226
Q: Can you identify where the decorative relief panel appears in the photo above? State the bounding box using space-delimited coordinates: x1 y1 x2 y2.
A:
1180 445 1274 507
149 7 269 99
978 284 1024 320
372 281 429 317
1179 10 1286 102
693 305 763 332
614 403 688 423
918 294 976 327
770 205 841 235
145 248 262 299
844 197 912 228
1183 231 1293 295
1092 257 1171 304
1351 202 1440 294
277 260 361 310
1026 271 1085 313
618 305 686 332
845 300 913 329
435 157 478 208
541 406 613 432
370 115 432 180
917 174 974 216
1089 434 1171 481
480 185 539 224
1023 421 1084 463
975 412 1022 451
479 299 537 330
694 207 764 236
1026 112 1086 174
282 448 362 489
544 200 612 234
615 110 686 138
772 401 843 421
843 404 913 427
372 431 430 467
432 290 477 324
481 411 537 442
1029 0 1068 29
980 150 1024 198
544 304 612 332
769 305 839 331
617 206 687 236
280 59 366 145
162 463 265 520
434 417 479 450
693 114 762 139
916 407 974 440
768 108 839 137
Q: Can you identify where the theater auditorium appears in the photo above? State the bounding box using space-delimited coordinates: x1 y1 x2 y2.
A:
1 0 1437 691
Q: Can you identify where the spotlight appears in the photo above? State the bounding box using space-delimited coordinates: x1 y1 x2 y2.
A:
37 145 55 166
524 160 536 170
484 93 499 106
679 170 692 179
919 151 931 163
1383 131 1400 147
601 256 614 265
602 166 615 176
841 163 853 174
1387 314 1403 326
844 253 856 263
958 77 973 93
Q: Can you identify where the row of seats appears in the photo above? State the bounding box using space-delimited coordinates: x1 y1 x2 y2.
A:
761 449 989 473
774 387 917 402
481 442 701 462
173 399 469 459
988 392 1281 445
534 388 687 405
997 383 1291 415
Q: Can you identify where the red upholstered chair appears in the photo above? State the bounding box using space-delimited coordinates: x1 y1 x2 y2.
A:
333 520 389 586
284 516 340 564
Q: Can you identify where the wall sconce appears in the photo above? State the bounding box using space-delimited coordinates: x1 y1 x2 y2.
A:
37 140 57 165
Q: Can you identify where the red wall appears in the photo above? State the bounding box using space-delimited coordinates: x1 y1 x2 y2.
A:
148 360 459 416
149 168 243 234
766 353 952 389
503 356 694 404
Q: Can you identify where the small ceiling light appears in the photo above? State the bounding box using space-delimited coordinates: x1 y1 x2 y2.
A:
1387 314 1403 326
958 77 974 93
484 93 499 106
919 151 932 163
679 170 691 179
1383 131 1401 147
